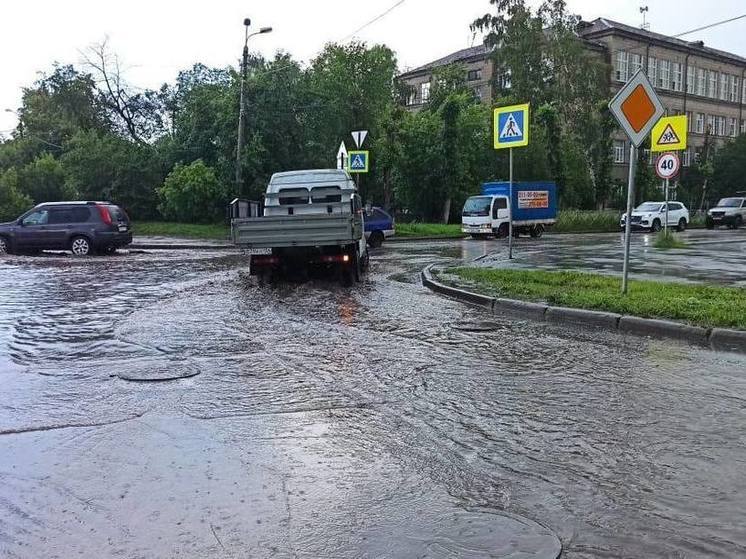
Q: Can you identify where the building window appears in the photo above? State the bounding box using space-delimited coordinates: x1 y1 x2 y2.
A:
729 117 738 137
682 149 691 167
467 68 482 81
708 71 717 98
686 65 695 94
720 74 729 101
499 70 512 90
717 116 726 136
742 119 746 135
473 87 483 101
686 111 693 132
631 53 643 75
613 140 625 163
706 114 715 135
696 113 705 134
697 68 706 96
420 82 431 102
672 62 683 92
647 56 657 83
615 50 629 82
659 60 670 89
731 76 740 103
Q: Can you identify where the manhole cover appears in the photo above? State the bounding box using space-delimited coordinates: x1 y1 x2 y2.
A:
117 360 201 382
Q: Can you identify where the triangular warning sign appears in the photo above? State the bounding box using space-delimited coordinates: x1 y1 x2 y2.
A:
500 114 522 139
351 154 365 169
657 123 680 145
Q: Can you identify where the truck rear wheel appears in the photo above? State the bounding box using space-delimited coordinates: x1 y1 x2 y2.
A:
529 224 545 238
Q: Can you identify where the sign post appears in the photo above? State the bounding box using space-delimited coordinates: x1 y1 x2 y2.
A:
493 103 530 260
651 115 687 238
655 152 680 236
608 69 664 294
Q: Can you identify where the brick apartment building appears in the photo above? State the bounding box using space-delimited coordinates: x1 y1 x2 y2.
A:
398 18 746 183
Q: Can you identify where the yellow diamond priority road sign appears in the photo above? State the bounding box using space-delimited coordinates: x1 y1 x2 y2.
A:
651 115 687 152
609 69 664 147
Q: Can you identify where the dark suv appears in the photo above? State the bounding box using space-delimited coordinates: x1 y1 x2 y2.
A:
0 201 132 256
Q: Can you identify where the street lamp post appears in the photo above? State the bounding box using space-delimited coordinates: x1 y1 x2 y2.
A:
235 19 272 198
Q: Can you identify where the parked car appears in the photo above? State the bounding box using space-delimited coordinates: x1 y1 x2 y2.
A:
364 207 395 248
0 201 132 256
706 197 746 229
620 201 689 232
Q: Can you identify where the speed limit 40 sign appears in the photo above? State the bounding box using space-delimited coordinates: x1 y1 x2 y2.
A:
655 152 680 180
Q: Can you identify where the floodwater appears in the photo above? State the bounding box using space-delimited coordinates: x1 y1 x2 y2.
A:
1 240 745 558
474 229 746 286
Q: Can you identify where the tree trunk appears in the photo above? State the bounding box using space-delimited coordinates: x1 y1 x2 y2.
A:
442 197 451 224
383 167 392 211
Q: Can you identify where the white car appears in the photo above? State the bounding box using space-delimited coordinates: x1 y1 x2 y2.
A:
620 201 690 232
706 197 746 229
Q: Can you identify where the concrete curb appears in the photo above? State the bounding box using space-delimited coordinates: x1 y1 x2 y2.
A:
709 328 746 352
618 316 710 345
494 298 548 320
421 265 746 355
546 307 621 329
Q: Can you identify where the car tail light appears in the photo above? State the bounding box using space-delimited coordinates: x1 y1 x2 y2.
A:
97 205 113 225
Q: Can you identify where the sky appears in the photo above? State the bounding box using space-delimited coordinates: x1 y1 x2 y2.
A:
1 0 745 134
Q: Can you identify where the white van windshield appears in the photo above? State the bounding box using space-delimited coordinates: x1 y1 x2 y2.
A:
462 196 492 216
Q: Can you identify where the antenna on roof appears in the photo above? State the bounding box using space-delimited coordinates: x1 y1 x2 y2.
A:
640 6 650 30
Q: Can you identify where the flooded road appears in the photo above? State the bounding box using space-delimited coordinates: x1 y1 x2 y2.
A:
1 241 745 558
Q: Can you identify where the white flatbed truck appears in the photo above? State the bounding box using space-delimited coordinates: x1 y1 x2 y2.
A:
231 169 369 285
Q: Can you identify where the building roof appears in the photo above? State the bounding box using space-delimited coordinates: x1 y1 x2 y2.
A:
399 44 491 78
578 17 746 66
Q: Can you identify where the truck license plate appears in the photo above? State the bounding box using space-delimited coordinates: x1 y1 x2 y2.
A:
246 248 272 255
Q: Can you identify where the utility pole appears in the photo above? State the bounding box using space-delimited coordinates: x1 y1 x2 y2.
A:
235 19 272 199
235 18 251 199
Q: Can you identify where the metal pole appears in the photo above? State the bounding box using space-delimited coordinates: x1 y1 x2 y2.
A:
508 147 513 260
235 26 249 198
664 177 669 236
622 144 637 294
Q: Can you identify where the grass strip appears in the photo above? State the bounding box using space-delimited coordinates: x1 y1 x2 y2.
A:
133 222 230 240
447 267 746 330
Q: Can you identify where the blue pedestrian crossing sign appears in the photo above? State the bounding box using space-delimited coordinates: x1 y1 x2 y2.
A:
493 103 530 149
347 150 369 173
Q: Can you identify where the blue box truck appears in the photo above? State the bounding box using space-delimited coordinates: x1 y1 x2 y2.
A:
461 181 558 239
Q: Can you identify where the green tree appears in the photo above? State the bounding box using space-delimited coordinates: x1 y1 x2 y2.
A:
0 168 33 221
472 0 612 207
61 130 163 219
157 160 226 223
710 134 746 204
16 153 77 202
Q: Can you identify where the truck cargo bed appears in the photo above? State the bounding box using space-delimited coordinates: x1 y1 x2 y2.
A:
232 213 359 248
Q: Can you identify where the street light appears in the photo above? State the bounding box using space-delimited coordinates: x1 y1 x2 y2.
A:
235 19 273 197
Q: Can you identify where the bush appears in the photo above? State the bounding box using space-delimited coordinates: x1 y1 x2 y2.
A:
157 160 226 223
653 231 687 250
0 168 33 221
555 210 620 233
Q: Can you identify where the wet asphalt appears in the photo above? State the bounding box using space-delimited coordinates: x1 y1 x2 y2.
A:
0 238 745 558
472 228 746 286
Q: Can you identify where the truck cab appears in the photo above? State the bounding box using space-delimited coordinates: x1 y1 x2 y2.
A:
462 195 509 238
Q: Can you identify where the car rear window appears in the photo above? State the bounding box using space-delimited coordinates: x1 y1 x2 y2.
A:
107 205 128 222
